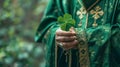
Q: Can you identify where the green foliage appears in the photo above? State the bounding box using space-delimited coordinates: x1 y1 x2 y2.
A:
0 0 48 67
57 13 75 31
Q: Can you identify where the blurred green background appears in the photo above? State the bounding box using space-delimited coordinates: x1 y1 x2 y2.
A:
0 0 48 67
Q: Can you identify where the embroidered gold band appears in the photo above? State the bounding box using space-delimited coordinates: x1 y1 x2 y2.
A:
75 28 90 67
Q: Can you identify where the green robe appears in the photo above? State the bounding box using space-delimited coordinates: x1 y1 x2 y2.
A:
35 0 120 67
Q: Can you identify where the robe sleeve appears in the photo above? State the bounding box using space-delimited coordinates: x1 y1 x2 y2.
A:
35 0 59 43
35 0 61 66
110 1 120 65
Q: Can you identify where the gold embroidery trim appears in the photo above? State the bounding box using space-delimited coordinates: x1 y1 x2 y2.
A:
69 50 72 67
78 0 100 11
77 0 86 10
55 41 58 67
75 28 90 67
55 43 72 67
85 0 100 11
85 13 89 28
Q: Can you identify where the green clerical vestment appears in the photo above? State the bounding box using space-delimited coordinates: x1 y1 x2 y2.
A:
35 0 120 67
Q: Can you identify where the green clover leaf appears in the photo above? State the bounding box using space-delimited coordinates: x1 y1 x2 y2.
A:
57 13 75 31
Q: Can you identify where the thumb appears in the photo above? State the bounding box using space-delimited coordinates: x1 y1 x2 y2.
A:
69 27 75 33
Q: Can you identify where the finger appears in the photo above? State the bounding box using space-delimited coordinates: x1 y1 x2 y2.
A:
62 40 79 50
68 40 79 49
56 36 77 42
69 27 75 33
56 29 76 36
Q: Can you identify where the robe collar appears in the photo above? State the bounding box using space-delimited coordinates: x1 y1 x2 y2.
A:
81 0 100 11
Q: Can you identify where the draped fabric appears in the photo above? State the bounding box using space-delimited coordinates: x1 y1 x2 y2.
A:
35 0 120 67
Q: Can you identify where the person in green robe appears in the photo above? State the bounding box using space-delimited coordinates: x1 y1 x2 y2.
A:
35 0 120 67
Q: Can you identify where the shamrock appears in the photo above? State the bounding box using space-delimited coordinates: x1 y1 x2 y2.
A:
57 13 75 31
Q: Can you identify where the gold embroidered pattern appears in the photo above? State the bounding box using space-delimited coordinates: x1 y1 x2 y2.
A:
90 6 104 27
75 28 90 67
77 7 87 19
77 7 86 27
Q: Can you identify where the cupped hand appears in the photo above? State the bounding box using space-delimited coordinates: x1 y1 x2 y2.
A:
56 27 79 50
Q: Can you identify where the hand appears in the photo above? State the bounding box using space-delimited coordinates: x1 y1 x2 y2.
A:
56 27 79 50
